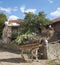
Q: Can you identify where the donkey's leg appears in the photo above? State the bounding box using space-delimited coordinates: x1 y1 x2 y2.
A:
31 50 34 61
21 50 25 60
31 48 39 61
35 49 39 61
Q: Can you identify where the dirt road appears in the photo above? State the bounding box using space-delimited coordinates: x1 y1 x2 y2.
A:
0 48 48 65
0 48 59 65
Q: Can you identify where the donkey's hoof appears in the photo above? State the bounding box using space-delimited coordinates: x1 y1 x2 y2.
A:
32 59 34 61
36 60 38 62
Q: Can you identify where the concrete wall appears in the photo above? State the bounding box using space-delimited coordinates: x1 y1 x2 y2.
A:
47 42 60 60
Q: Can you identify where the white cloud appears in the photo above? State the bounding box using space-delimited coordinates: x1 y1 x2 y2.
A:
48 0 53 3
13 6 18 12
8 15 19 20
0 6 18 13
50 7 60 17
20 6 25 13
20 6 36 13
0 7 11 13
25 9 36 13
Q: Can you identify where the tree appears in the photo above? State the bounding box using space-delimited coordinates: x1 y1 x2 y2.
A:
20 12 37 34
12 11 51 45
20 11 50 34
35 12 50 30
0 13 7 26
0 13 7 38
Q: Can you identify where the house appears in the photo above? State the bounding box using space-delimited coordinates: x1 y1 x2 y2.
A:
48 17 60 42
46 18 60 60
2 19 23 44
38 17 60 60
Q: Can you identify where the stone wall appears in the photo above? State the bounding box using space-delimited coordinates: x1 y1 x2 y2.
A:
2 26 11 44
47 41 60 60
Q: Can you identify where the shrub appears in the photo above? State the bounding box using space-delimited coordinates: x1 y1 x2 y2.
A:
11 33 41 45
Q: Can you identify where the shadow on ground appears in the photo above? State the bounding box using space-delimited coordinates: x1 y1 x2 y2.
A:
0 58 27 63
0 43 21 54
0 46 20 54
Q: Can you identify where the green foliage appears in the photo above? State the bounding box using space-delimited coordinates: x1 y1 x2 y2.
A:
0 44 3 48
0 40 3 48
47 60 57 65
21 12 36 34
0 12 7 26
11 33 41 45
11 29 18 38
20 11 50 34
12 11 51 45
16 34 28 45
0 12 7 38
12 33 32 45
35 12 50 29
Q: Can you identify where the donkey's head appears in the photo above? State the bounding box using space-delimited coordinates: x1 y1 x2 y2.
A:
46 25 54 40
42 25 54 40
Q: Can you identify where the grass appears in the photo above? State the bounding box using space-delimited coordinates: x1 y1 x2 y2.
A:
47 60 57 65
0 44 3 48
0 43 8 49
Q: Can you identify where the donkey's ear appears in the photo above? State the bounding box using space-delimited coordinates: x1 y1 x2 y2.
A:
46 26 54 40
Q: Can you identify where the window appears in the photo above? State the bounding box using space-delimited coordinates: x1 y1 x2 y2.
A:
11 27 18 40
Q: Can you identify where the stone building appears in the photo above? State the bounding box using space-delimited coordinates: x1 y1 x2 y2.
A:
37 17 60 60
46 17 60 60
2 19 23 44
48 17 60 42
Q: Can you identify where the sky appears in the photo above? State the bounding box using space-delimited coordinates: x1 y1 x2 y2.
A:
0 0 60 20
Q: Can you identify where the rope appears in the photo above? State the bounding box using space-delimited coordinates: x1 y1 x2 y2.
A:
49 40 60 44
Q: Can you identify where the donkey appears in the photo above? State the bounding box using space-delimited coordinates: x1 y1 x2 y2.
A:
17 26 54 61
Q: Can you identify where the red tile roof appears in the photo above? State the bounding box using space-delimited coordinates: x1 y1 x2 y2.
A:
9 19 24 24
52 17 60 23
